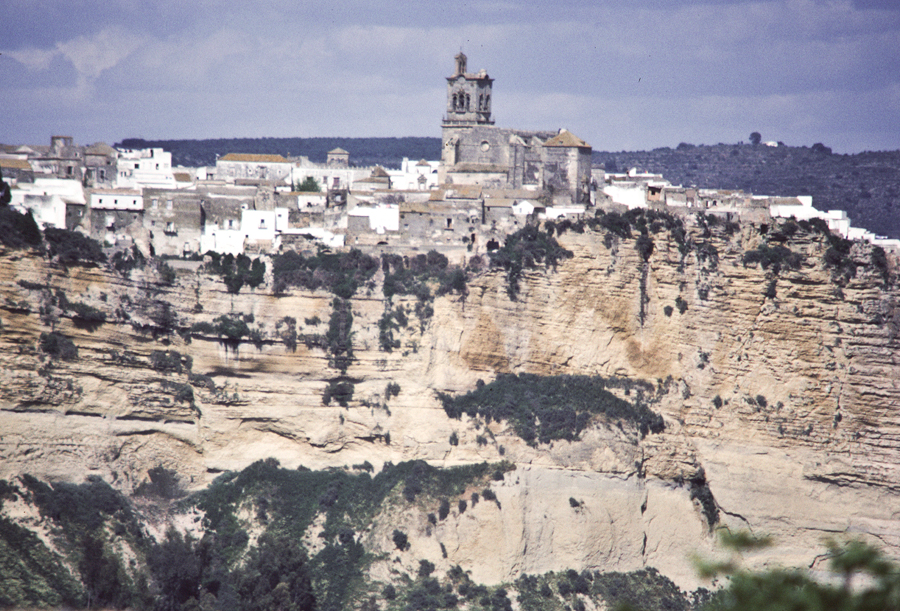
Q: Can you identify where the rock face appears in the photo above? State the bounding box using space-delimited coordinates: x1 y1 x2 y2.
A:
2 218 899 590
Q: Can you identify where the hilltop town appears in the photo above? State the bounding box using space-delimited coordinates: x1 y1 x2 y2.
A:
3 53 897 262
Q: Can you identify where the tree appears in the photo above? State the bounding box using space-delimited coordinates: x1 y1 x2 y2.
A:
749 132 762 146
697 531 900 611
295 176 321 192
0 168 11 207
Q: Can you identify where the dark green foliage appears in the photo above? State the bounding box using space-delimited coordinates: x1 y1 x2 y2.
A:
381 250 467 304
635 234 654 262
276 316 298 352
569 497 580 508
392 530 409 551
39 331 78 360
385 382 401 399
713 395 723 409
378 307 402 352
157 260 177 286
44 227 106 266
235 533 316 611
150 350 190 373
0 207 42 249
449 432 459 446
188 373 216 392
273 248 377 298
438 374 665 446
323 379 354 407
16 279 46 291
591 567 690 611
764 278 778 298
699 538 900 611
147 529 202 611
664 305 674 317
383 584 397 599
742 244 804 273
191 314 250 347
204 252 266 294
295 176 321 192
134 466 184 499
0 514 85 608
675 297 688 314
325 298 354 371
689 471 719 530
488 225 574 299
438 498 450 521
69 301 107 330
111 245 146 275
418 559 436 578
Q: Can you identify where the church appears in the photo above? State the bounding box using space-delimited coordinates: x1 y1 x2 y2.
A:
438 53 593 205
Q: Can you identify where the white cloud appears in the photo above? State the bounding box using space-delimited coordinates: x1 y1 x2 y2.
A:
56 26 147 81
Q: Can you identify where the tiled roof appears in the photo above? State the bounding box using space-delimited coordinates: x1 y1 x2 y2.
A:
0 158 33 170
543 129 591 148
219 153 289 163
173 172 192 183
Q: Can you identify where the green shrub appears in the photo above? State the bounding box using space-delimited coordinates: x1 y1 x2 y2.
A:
438 374 665 445
488 225 573 299
742 244 804 273
392 530 408 551
44 228 106 266
326 299 353 372
150 350 189 373
0 207 42 249
204 252 266 294
272 248 377 297
276 316 298 352
675 297 688 314
39 332 78 360
323 379 354 407
69 301 106 325
110 245 146 275
156 261 176 286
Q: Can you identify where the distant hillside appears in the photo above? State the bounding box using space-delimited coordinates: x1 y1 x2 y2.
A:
115 136 443 169
593 144 900 238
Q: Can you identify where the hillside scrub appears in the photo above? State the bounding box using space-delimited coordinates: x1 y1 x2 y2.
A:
438 374 665 445
0 207 43 249
43 228 106 267
272 247 378 298
203 251 265 294
488 225 574 299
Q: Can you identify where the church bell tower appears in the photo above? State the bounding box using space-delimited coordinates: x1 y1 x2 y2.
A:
443 52 493 126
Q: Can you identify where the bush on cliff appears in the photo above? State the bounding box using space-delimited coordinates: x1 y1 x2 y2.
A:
0 207 42 249
438 374 665 445
43 228 106 267
272 248 377 298
488 225 573 299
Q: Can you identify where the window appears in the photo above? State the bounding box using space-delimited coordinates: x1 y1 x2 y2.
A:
66 166 73 176
99 169 105 181
227 219 234 229
165 222 175 234
166 199 173 210
152 198 158 209
259 219 266 229
446 218 453 228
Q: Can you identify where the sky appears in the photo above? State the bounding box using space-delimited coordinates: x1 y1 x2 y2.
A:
1 0 899 154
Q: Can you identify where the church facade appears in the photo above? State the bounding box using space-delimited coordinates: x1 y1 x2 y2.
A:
438 53 592 204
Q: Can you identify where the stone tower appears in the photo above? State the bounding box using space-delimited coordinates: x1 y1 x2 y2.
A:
443 52 493 126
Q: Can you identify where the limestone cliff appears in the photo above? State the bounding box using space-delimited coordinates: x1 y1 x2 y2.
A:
2 215 899 591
